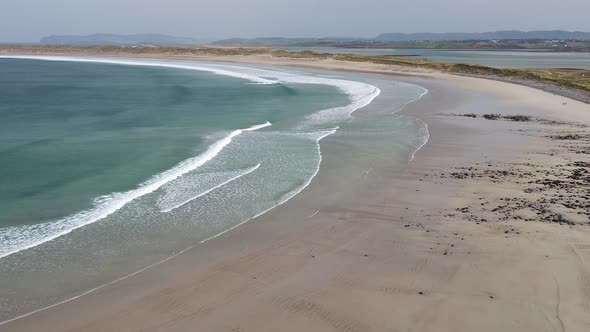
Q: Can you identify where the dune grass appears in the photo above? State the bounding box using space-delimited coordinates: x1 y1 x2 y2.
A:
305 52 590 93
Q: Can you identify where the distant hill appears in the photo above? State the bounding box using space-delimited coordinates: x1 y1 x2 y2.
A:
212 31 590 47
213 37 314 45
376 30 590 41
40 34 202 46
212 37 366 46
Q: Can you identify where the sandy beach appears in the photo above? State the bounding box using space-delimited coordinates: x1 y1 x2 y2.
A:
1 51 590 331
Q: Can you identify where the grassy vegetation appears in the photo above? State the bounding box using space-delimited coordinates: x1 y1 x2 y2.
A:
1 45 589 95
272 51 590 94
340 55 590 93
213 37 590 52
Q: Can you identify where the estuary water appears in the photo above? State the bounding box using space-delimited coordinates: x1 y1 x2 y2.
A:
278 47 590 70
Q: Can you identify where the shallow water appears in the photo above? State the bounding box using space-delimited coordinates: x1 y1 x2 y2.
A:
0 57 428 321
279 47 590 70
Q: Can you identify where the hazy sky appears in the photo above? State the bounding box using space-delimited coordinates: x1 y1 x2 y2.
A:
1 0 589 42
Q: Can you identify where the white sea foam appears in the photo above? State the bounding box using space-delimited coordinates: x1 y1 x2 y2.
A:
1 55 381 125
0 56 433 326
159 163 261 213
393 86 429 114
0 122 271 259
206 64 382 124
199 127 337 243
410 118 430 162
0 56 278 85
0 56 381 259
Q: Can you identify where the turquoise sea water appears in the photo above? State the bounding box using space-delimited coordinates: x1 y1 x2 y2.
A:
0 59 349 230
0 57 429 321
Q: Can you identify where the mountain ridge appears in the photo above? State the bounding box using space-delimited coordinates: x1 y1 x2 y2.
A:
40 34 202 46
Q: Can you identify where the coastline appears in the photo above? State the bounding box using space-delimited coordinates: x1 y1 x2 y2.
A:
2 53 590 331
1 46 589 104
0 57 381 262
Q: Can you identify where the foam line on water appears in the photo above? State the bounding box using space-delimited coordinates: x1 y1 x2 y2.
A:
0 128 337 326
0 128 337 327
160 163 261 213
0 56 383 259
212 64 382 124
306 209 320 219
0 122 271 259
410 118 430 162
1 56 381 126
199 127 337 244
0 55 279 84
0 58 430 325
393 86 429 114
0 57 388 260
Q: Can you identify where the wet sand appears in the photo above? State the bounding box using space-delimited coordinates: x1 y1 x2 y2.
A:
1 54 590 331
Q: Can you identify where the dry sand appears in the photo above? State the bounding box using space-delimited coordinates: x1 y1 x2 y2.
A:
1 52 590 332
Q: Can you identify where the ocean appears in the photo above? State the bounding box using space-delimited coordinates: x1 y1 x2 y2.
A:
0 56 429 321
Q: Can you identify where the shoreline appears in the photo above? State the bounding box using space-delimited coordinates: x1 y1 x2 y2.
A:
1 46 589 104
2 53 590 331
0 56 381 261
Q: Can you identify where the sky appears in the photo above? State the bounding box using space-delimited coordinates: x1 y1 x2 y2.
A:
1 0 589 42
